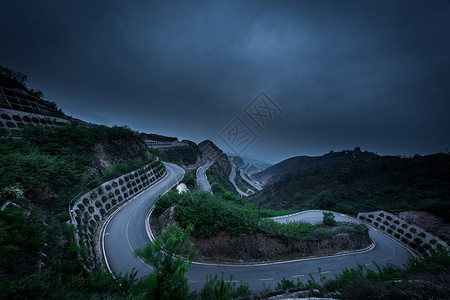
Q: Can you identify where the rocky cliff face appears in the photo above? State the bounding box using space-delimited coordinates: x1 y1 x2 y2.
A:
90 136 154 177
198 140 234 191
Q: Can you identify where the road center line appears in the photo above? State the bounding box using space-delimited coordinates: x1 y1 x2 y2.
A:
381 236 397 262
320 271 331 274
126 215 133 251
292 274 304 278
259 278 274 281
126 207 153 270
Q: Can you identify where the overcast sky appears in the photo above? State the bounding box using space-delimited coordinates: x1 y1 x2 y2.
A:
1 0 449 163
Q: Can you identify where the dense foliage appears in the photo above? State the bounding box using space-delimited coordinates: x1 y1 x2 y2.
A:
206 155 236 194
156 190 259 237
135 225 197 300
249 152 450 221
1 124 153 209
182 170 197 189
0 205 137 298
0 123 154 298
323 211 337 226
154 184 366 242
148 141 201 166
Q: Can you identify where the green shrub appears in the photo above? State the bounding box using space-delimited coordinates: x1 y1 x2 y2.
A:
200 273 249 300
323 212 337 226
275 277 300 292
154 192 180 215
309 190 336 210
259 219 313 242
173 190 258 237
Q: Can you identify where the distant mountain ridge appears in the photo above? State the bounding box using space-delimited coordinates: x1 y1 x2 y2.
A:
254 147 377 186
247 151 450 223
229 155 271 176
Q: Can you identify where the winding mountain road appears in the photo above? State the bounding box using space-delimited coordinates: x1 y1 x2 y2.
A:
228 158 250 196
103 163 185 277
196 161 213 193
103 165 414 292
239 169 262 191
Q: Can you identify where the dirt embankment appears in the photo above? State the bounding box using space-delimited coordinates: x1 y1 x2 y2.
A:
151 208 371 264
190 230 370 263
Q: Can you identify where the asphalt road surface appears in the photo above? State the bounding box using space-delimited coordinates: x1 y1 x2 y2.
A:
104 165 414 292
196 161 212 192
103 162 184 277
228 158 249 197
239 169 262 191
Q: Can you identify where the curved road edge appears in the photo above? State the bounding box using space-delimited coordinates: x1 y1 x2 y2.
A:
145 207 378 267
271 209 417 259
103 170 415 291
145 168 185 242
100 163 183 277
196 161 213 192
228 157 249 197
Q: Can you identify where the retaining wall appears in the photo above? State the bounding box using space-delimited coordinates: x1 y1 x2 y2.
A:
69 160 166 258
0 107 69 130
357 210 448 256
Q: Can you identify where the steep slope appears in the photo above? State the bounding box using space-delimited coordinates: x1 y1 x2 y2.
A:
140 132 178 142
0 67 161 298
253 147 378 185
199 140 235 193
229 155 271 176
248 152 450 222
148 139 201 167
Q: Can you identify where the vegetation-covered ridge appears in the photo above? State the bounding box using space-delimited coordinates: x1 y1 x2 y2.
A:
0 122 157 298
151 184 370 262
198 140 236 194
253 147 378 185
148 139 201 166
249 149 450 222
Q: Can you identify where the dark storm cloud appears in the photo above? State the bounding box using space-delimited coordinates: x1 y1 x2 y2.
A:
1 0 449 162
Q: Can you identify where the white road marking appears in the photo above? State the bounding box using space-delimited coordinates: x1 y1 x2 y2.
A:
320 271 331 274
126 215 133 251
381 238 397 262
292 274 304 278
259 278 274 281
126 215 152 269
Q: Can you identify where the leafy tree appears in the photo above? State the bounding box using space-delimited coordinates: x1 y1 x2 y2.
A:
310 190 336 210
182 171 197 189
173 190 258 237
323 212 337 226
135 225 197 300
